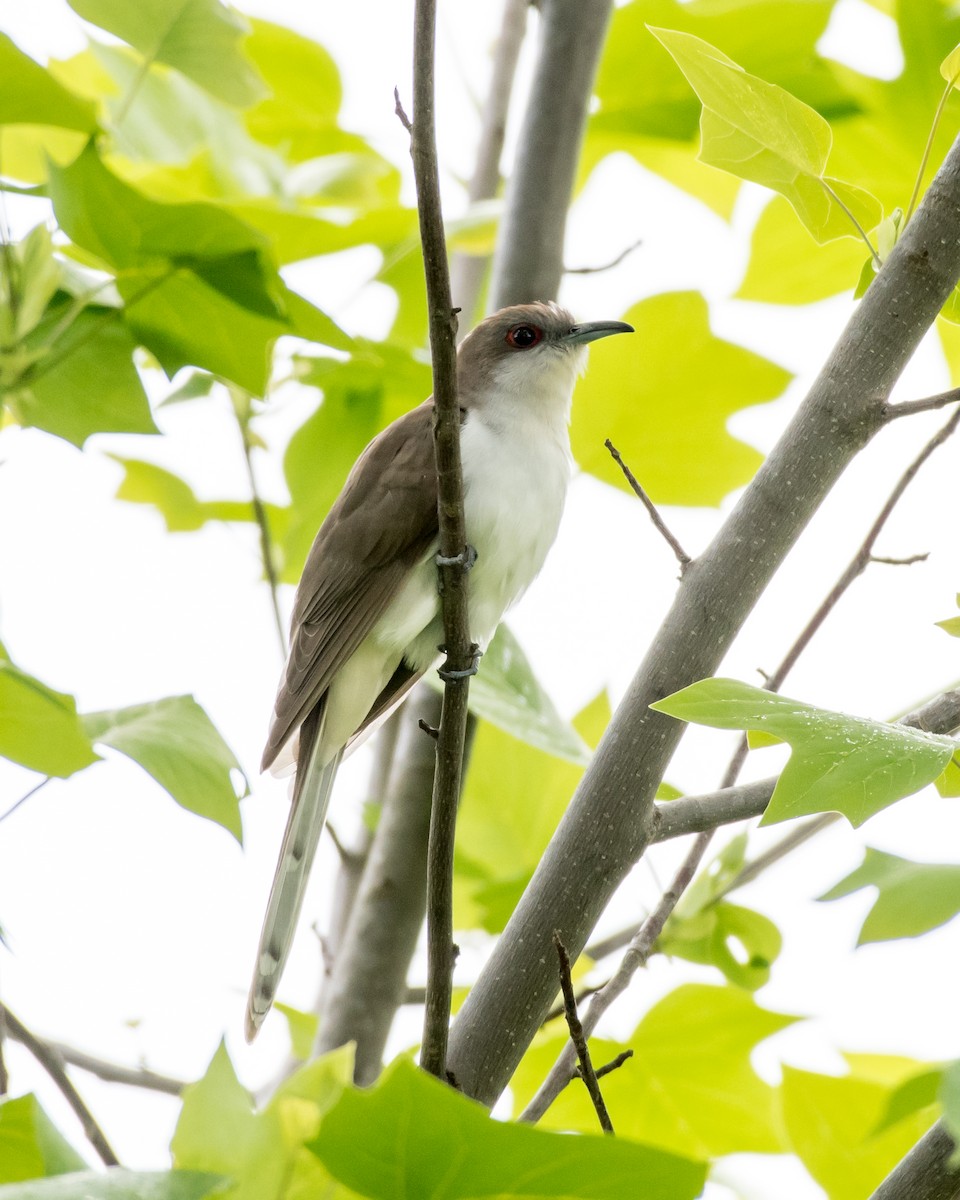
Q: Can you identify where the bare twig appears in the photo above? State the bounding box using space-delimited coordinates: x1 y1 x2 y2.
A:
605 439 691 568
884 387 960 419
552 933 614 1134
870 553 929 566
521 834 711 1123
591 1048 634 1081
398 3 468 1079
1 1007 119 1165
0 777 51 826
566 237 643 275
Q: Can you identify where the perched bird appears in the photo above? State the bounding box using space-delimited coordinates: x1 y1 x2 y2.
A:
246 301 633 1040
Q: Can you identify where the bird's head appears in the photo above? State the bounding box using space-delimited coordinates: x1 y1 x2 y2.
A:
457 302 633 425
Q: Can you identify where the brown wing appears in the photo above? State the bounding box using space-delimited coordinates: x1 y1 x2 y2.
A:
262 401 439 771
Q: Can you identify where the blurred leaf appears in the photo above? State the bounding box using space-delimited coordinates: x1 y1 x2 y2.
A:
782 1056 942 1200
941 1059 960 1154
456 693 609 932
0 1095 87 1184
66 0 267 107
873 1066 943 1134
310 1058 706 1199
9 303 157 446
737 196 866 304
0 225 62 344
935 754 960 798
659 900 781 990
82 696 247 841
0 649 99 777
936 595 960 637
0 34 97 131
0 1173 225 1200
819 847 960 943
572 292 790 505
652 677 956 826
110 455 288 535
275 1002 320 1062
160 371 217 405
513 984 795 1157
429 624 591 764
650 27 881 244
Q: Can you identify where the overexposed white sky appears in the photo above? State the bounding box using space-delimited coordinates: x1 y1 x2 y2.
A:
2 2 960 1196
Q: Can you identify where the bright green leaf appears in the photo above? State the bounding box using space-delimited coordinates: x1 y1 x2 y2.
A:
275 1002 320 1062
0 1095 87 1184
0 34 97 132
513 984 796 1157
310 1058 705 1199
650 26 882 244
456 693 609 933
82 696 247 841
935 754 960 798
9 305 157 446
0 651 99 777
572 292 790 505
0 1173 225 1200
67 0 266 107
942 44 960 86
873 1066 943 1134
941 1060 960 1153
818 847 960 943
0 226 62 344
429 624 591 765
659 900 781 990
782 1057 942 1200
652 677 956 826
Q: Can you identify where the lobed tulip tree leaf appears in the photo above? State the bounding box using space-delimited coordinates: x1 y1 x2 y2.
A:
310 1058 706 1199
0 648 99 778
66 0 267 107
572 292 790 505
659 900 781 990
650 27 882 244
782 1056 942 1200
0 1095 87 1185
512 984 795 1157
0 1173 225 1200
652 678 956 826
10 304 158 447
0 34 97 132
428 624 592 765
818 847 960 944
82 696 247 841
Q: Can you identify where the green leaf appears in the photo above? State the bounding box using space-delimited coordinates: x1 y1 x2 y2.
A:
572 292 790 505
66 0 267 107
935 753 960 798
109 456 288 535
0 651 99 777
936 595 960 636
649 26 882 244
430 624 591 765
82 696 247 841
512 984 796 1157
659 900 781 990
651 677 956 826
782 1056 942 1200
0 1172 225 1200
0 34 97 132
310 1058 705 1199
941 1060 960 1154
456 693 609 933
10 304 158 447
0 225 62 344
818 847 960 943
872 1066 943 1134
274 1003 320 1062
737 197 867 305
0 1095 87 1184
942 43 960 86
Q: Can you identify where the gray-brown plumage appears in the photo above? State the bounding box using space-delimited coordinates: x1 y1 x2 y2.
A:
246 302 632 1040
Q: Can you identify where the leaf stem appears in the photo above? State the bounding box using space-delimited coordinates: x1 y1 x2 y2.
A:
906 74 958 225
819 178 881 268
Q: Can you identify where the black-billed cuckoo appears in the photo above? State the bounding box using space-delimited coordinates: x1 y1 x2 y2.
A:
246 301 633 1039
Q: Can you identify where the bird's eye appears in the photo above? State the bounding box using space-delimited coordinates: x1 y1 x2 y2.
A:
505 324 542 349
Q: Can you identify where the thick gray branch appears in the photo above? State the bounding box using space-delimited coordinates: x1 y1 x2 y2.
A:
489 0 614 308
447 137 960 1105
869 1120 960 1200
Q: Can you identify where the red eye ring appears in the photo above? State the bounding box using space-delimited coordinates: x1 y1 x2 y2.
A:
505 324 543 349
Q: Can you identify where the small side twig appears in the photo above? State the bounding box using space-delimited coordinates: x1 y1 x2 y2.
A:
604 439 691 569
521 834 710 1124
552 932 614 1134
1 1006 119 1165
884 386 960 420
0 777 51 826
565 237 643 276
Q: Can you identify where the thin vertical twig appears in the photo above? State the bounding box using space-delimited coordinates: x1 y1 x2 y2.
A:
398 0 473 1082
553 933 614 1133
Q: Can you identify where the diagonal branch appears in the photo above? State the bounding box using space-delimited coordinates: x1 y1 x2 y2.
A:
448 133 960 1106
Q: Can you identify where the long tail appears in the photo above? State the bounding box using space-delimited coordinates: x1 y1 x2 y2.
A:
245 726 343 1042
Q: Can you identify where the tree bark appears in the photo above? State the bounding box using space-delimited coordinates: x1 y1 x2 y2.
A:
446 136 960 1105
869 1120 960 1200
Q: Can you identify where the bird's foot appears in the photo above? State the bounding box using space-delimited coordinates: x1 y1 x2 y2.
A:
436 543 478 571
437 642 482 682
